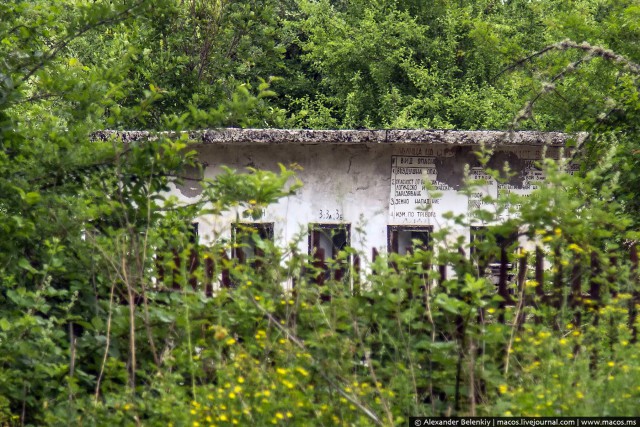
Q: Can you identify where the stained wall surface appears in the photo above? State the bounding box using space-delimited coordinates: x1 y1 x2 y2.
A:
172 141 574 261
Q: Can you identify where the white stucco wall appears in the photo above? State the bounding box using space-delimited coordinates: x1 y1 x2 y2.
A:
169 137 573 263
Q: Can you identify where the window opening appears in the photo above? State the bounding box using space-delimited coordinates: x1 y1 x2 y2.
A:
470 226 518 302
231 222 274 265
387 225 432 255
155 222 200 292
308 224 351 287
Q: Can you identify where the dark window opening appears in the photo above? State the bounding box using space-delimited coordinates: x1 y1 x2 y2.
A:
388 225 432 255
189 222 199 244
471 226 518 300
387 225 433 300
155 222 201 293
231 222 274 265
187 222 200 290
308 224 351 287
227 223 275 289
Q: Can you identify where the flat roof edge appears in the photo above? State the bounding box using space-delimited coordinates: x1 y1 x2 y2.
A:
92 129 586 146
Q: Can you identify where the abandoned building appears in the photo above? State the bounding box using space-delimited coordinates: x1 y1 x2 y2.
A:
101 129 581 274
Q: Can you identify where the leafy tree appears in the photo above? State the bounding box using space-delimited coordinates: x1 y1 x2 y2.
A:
0 0 288 423
68 0 289 129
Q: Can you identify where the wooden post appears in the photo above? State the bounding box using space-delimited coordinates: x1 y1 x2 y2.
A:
630 244 639 343
438 264 447 286
220 250 231 288
534 247 545 324
156 255 165 288
552 246 563 309
589 251 601 304
516 254 528 330
188 248 199 291
353 254 361 296
569 254 582 307
313 248 326 286
172 249 181 290
570 253 582 328
204 256 214 297
535 247 545 300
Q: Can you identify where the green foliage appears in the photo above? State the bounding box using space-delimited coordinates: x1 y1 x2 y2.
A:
2 0 640 425
0 0 291 424
46 0 639 132
202 164 302 219
283 0 496 128
68 0 289 129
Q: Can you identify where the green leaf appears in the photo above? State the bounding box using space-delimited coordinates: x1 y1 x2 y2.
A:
24 192 40 205
18 258 37 274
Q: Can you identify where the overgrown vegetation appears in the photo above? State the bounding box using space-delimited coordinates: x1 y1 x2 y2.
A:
1 0 640 425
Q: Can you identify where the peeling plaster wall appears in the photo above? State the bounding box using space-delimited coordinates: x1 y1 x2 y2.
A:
174 144 390 258
172 142 573 261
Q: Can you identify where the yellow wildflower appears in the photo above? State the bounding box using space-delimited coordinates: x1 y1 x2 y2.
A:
567 243 583 253
213 326 228 341
282 380 294 389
